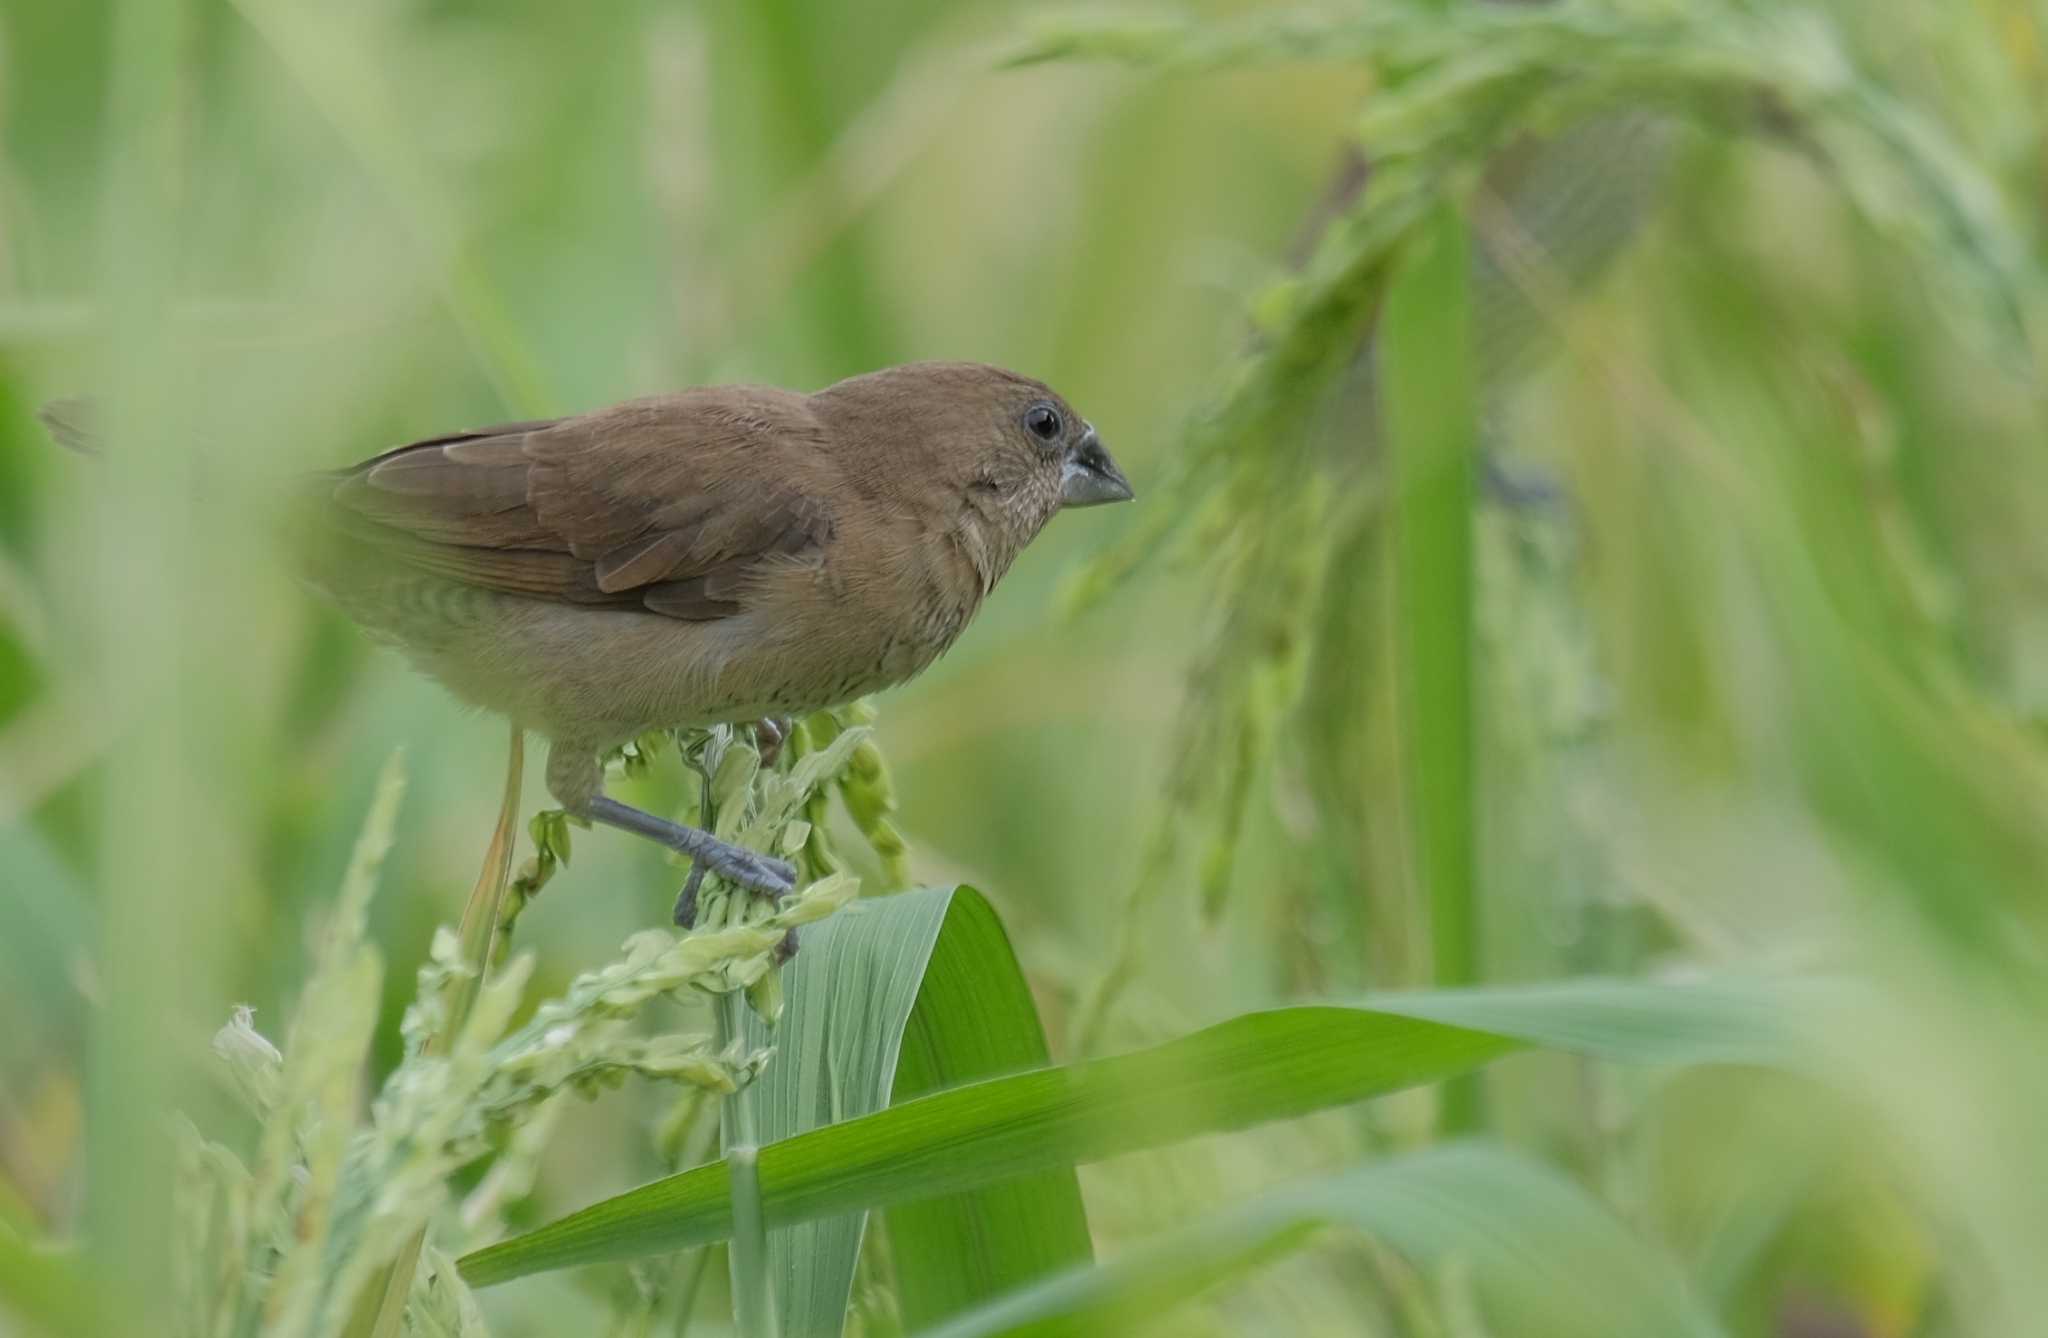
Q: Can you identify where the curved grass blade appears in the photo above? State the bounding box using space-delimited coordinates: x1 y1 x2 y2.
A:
1366 976 1811 1068
882 889 1091 1331
919 1143 1724 1338
460 978 1798 1287
721 886 1090 1337
720 887 949 1334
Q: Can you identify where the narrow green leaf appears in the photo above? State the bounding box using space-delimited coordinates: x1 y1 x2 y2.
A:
722 886 1090 1337
1387 200 1481 1133
462 1010 1502 1286
918 1143 1725 1338
460 978 1794 1287
1367 977 1815 1069
884 890 1092 1331
723 887 955 1334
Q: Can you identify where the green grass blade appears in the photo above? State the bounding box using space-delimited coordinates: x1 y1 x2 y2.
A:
917 1143 1725 1338
884 890 1091 1331
721 886 1089 1336
723 886 955 1335
459 978 1794 1287
1387 200 1482 1133
1365 976 1812 1068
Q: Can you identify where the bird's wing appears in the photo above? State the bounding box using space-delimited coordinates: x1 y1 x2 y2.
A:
324 390 835 621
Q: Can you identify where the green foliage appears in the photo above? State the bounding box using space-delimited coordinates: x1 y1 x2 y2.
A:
1017 3 2034 343
458 975 1792 1287
164 756 856 1338
920 1143 1724 1338
1385 202 1481 1132
11 0 2048 1334
1038 0 2045 1003
720 887 957 1336
880 889 1092 1332
0 1230 98 1338
718 885 1090 1337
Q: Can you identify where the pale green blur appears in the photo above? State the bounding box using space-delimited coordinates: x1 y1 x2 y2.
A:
5 1 2048 1335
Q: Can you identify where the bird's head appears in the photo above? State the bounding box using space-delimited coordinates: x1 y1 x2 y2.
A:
811 362 1133 549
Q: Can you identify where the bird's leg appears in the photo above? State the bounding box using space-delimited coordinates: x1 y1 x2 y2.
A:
548 741 797 911
583 794 797 899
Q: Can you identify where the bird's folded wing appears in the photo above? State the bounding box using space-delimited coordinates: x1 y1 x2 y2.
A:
324 390 835 621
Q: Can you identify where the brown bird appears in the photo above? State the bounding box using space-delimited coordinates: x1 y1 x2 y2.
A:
47 361 1132 909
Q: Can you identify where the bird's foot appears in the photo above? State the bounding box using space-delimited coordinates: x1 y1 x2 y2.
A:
671 850 799 918
672 863 707 928
702 838 798 898
583 793 798 957
672 852 802 963
586 794 796 900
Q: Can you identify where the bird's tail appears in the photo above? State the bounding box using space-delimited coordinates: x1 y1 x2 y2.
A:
36 398 103 457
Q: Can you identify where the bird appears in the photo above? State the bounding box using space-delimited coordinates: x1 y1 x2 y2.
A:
43 361 1132 913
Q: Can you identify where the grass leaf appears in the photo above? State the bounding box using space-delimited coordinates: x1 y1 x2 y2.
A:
882 889 1092 1331
721 886 1090 1336
459 976 1797 1287
722 886 952 1334
917 1142 1724 1338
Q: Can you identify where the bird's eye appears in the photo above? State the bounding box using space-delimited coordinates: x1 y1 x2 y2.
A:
1023 403 1063 442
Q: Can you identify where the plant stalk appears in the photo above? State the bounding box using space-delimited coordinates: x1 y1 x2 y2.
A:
1387 201 1484 1136
725 1142 779 1338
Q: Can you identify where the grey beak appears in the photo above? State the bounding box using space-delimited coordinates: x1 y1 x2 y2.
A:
1060 427 1134 508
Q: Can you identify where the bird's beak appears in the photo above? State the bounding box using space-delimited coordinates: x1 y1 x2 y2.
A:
1061 426 1134 508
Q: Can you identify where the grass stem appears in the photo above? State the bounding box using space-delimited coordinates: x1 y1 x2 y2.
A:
725 1143 780 1338
1386 201 1483 1136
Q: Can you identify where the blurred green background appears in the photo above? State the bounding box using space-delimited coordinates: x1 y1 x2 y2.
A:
9 0 2048 1334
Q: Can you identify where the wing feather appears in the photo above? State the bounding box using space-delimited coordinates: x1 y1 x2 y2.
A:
320 390 834 622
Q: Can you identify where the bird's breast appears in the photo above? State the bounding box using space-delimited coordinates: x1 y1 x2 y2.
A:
463 503 1013 744
676 541 980 718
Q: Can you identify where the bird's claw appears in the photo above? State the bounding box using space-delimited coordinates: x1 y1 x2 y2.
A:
672 863 707 927
729 848 798 896
672 841 798 929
